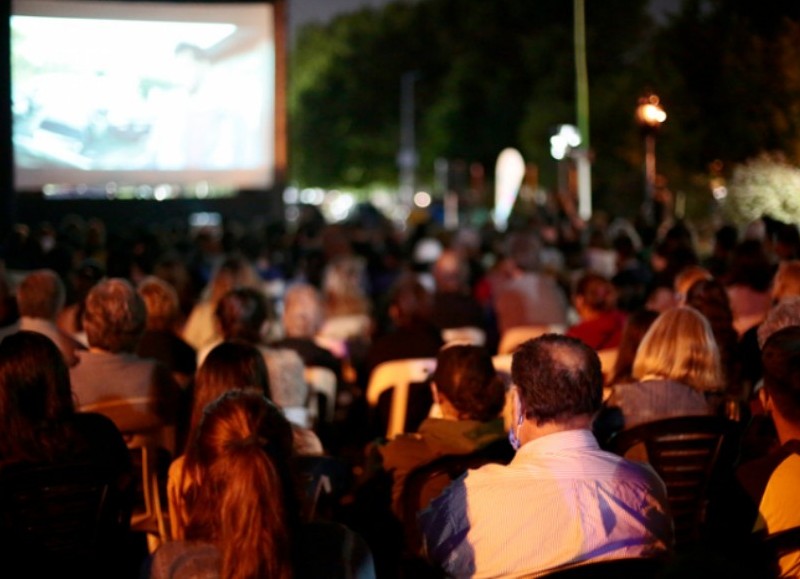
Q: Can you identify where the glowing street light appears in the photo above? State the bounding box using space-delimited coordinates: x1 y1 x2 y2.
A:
636 94 666 225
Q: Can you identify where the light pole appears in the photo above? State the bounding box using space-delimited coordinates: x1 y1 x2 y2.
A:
398 71 419 211
636 94 666 225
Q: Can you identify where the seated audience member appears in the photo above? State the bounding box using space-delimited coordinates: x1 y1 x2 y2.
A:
56 258 105 346
319 254 373 342
149 391 375 579
1 269 86 366
365 274 444 374
169 341 320 539
379 345 506 514
182 255 262 351
607 307 723 429
725 240 775 337
0 332 132 572
430 249 486 335
606 309 659 388
272 283 342 379
137 276 196 388
686 278 742 395
673 265 713 306
70 278 180 445
420 335 672 577
364 274 444 433
490 231 568 334
736 326 800 577
566 272 627 351
198 288 309 422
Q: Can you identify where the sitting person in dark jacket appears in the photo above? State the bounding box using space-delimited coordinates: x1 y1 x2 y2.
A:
379 344 507 515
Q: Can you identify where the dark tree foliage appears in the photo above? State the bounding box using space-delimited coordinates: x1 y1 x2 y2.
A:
289 0 800 219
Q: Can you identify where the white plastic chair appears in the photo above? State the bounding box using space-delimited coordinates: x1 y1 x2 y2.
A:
497 324 565 355
366 358 437 439
305 366 338 424
441 326 486 347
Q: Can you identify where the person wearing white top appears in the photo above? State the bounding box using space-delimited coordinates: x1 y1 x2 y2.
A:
420 334 673 578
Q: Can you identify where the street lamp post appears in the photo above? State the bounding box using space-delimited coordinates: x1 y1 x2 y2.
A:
636 94 666 225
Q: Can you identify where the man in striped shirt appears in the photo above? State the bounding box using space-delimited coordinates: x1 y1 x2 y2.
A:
420 334 672 578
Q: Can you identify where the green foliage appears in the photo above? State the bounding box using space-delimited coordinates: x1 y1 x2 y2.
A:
722 153 800 226
289 0 800 220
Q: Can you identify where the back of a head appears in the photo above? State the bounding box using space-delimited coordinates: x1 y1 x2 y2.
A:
215 288 270 343
686 278 735 328
506 231 541 272
208 256 261 305
726 239 774 292
610 309 659 386
390 274 433 327
433 249 468 294
190 341 272 438
137 276 181 332
17 269 65 320
0 331 73 461
185 391 294 579
83 278 146 353
282 283 322 338
574 273 615 313
762 326 800 424
432 345 505 422
511 334 602 424
674 265 713 304
633 306 723 392
758 297 800 349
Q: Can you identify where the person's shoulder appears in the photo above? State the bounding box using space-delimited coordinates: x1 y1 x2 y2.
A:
148 540 219 579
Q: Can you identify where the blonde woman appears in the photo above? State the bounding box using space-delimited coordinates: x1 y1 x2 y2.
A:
607 306 724 429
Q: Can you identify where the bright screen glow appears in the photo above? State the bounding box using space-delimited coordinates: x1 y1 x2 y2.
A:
11 0 275 198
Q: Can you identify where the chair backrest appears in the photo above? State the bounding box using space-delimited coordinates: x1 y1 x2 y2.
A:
596 348 618 383
305 366 338 424
441 326 487 347
608 415 740 548
400 438 515 555
498 324 565 355
0 459 129 575
366 357 437 439
126 434 170 552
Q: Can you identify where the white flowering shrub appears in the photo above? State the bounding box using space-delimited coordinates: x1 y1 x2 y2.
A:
722 154 800 226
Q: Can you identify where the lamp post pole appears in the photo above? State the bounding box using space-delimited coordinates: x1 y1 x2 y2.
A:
636 94 666 226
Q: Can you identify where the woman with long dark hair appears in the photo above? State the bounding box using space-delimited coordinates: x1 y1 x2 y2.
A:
150 391 374 579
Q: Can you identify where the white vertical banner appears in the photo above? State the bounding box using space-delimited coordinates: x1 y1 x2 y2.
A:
494 148 525 231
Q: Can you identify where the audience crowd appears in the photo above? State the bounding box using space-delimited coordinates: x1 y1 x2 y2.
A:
1 206 800 578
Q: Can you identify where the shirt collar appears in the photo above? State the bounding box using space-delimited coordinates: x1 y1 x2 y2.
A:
515 428 599 458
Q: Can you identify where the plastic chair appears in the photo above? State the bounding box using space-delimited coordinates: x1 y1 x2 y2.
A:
498 324 565 355
0 459 130 576
596 348 618 383
366 357 437 439
126 434 170 552
305 366 338 424
400 438 515 555
608 415 741 548
441 326 486 347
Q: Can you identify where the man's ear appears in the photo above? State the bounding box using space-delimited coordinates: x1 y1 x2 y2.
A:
511 385 524 425
430 381 441 404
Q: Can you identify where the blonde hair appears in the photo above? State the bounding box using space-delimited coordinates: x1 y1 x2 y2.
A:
137 276 181 332
632 306 723 392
